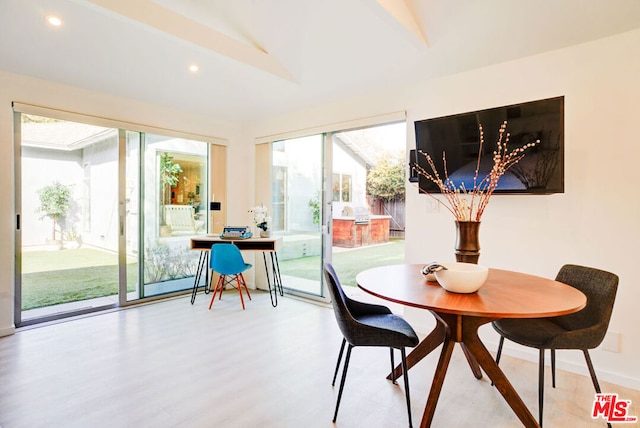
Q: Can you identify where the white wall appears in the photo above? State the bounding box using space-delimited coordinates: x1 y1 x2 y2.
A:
1 28 639 390
402 30 640 390
21 146 83 246
247 29 640 389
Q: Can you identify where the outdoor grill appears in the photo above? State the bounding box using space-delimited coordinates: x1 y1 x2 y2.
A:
353 206 370 224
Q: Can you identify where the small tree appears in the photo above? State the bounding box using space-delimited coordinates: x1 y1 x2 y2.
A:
37 181 72 241
160 152 182 206
366 155 406 201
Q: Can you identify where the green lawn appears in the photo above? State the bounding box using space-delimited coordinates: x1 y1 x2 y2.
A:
22 248 123 273
278 239 405 287
21 248 137 310
21 240 405 310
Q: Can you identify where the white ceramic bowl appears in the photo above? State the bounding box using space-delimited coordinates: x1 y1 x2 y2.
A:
434 262 489 293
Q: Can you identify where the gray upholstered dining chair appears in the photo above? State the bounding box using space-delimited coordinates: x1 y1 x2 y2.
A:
492 264 619 427
323 263 419 427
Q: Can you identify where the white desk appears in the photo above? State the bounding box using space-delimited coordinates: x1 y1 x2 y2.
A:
190 236 284 306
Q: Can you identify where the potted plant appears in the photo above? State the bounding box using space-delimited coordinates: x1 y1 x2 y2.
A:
63 228 82 249
249 204 272 237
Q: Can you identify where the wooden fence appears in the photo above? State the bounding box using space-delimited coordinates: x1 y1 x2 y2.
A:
368 197 405 238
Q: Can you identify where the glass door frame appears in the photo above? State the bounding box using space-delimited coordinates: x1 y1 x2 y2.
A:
13 110 24 325
12 105 220 327
266 119 407 303
13 109 120 326
261 131 340 301
118 128 131 306
264 134 330 302
321 132 334 298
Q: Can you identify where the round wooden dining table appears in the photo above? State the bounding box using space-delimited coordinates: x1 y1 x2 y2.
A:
356 264 587 428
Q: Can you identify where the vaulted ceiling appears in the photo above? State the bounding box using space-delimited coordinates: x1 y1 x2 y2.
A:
2 0 640 122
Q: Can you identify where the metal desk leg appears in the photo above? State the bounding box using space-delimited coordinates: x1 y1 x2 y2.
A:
262 251 284 307
271 252 284 297
190 250 209 305
263 252 277 307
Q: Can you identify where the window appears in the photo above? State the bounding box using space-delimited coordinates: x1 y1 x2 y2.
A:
332 173 352 202
156 149 207 237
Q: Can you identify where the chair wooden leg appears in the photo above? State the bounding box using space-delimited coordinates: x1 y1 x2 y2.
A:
333 345 353 423
401 348 413 428
218 275 224 300
208 276 224 309
234 275 246 310
239 273 252 300
332 338 346 386
390 348 396 384
539 349 545 428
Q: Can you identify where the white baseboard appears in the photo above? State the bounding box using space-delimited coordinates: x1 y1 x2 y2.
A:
481 337 640 391
407 316 640 392
0 325 16 337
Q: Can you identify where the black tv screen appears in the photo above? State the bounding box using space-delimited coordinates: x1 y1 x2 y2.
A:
413 96 564 194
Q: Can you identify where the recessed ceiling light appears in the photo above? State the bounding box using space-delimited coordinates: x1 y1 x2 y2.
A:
46 15 63 27
189 64 199 73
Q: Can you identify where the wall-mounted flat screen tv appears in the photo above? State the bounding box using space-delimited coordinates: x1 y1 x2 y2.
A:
413 96 564 194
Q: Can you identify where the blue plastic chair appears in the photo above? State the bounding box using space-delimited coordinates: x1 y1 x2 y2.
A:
208 244 252 310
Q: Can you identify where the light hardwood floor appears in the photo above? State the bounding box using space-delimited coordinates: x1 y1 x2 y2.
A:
1 291 638 428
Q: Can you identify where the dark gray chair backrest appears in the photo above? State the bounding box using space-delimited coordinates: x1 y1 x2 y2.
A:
324 263 359 344
551 264 619 348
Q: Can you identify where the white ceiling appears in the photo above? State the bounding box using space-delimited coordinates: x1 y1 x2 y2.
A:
2 0 640 123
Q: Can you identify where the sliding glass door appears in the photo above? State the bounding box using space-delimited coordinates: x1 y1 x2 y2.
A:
269 122 407 299
271 135 325 296
133 133 208 300
14 110 211 325
17 113 121 323
328 123 407 288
